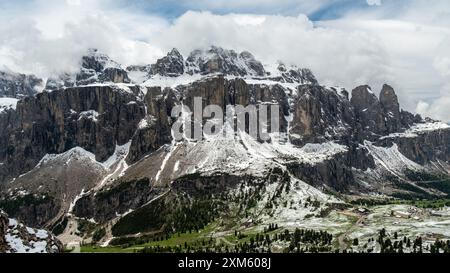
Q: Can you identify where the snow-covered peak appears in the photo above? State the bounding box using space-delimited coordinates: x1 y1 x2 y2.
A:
151 48 185 77
82 48 122 71
185 46 266 77
45 49 130 90
134 46 318 88
166 48 183 60
264 62 318 85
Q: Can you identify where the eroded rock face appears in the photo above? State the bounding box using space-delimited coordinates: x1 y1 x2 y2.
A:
127 77 292 163
377 128 450 165
127 87 175 163
287 154 356 192
351 85 387 139
290 85 354 145
0 211 63 253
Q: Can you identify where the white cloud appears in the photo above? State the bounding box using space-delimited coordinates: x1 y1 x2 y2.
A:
154 12 390 91
66 0 81 6
366 0 381 6
0 0 166 76
416 96 450 122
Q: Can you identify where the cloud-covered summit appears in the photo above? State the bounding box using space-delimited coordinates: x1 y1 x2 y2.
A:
0 0 449 121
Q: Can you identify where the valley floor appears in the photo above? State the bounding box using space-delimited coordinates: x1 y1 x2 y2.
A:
68 201 450 254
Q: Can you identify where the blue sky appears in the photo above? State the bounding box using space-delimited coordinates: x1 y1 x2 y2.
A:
0 0 450 121
0 0 394 21
78 0 411 21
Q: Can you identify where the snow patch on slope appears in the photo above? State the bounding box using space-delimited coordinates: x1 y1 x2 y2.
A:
143 73 204 89
178 125 348 177
37 147 99 168
363 141 422 176
78 110 99 122
381 122 450 139
96 141 132 189
2 213 60 253
68 189 86 213
258 177 342 227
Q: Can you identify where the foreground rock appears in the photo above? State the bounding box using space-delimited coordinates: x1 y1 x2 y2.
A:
0 210 63 253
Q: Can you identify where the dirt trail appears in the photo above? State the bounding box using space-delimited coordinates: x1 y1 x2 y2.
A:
58 216 83 253
337 211 366 252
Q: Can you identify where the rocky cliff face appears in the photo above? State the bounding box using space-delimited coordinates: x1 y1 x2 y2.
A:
290 85 354 145
376 124 450 165
0 46 449 233
380 84 402 133
0 85 146 183
351 85 387 139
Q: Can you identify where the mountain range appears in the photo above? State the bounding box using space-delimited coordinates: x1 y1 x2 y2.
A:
1 46 450 253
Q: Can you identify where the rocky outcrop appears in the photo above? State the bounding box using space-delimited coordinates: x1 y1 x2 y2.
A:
290 85 354 145
0 71 43 98
400 109 423 128
239 51 266 77
351 84 426 142
351 85 387 139
287 153 356 192
380 84 402 132
0 210 63 253
151 48 185 77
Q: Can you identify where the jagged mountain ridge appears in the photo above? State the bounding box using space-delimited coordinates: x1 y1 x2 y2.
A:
0 47 318 97
0 47 449 248
127 46 318 85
